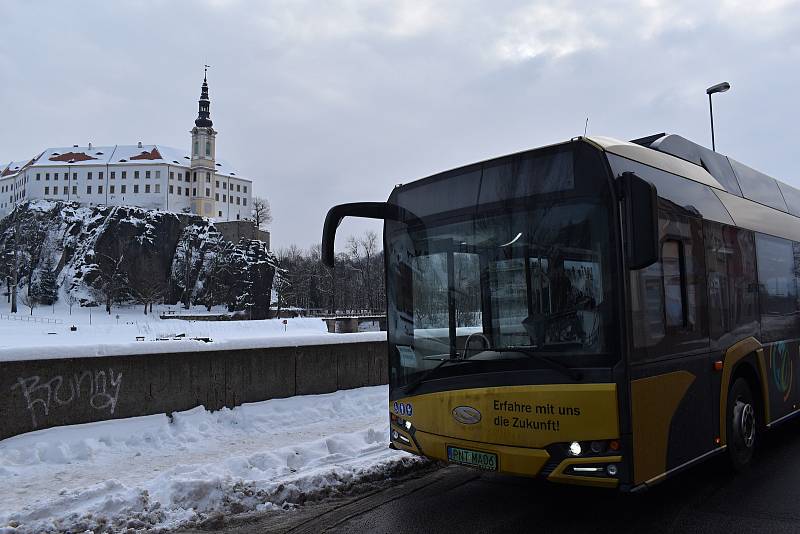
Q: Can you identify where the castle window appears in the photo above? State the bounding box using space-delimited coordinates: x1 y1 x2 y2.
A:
223 194 226 203
121 185 126 194
206 172 210 183
45 173 50 181
170 172 174 180
87 186 92 194
219 211 222 217
98 185 103 194
122 171 127 179
155 184 161 193
193 172 197 182
134 171 140 179
169 185 174 194
156 170 161 179
243 198 247 206
73 173 77 180
110 185 115 194
243 186 247 193
87 172 92 180
185 188 189 197
205 141 210 156
99 172 103 180
63 186 68 195
54 174 58 181
134 185 139 194
236 184 241 192
222 182 227 190
205 188 210 197
36 173 40 181
192 188 197 196
215 193 219 201
215 181 219 188
45 186 49 195
236 196 240 205
72 186 77 195
145 184 151 193
178 186 182 195
194 140 198 156
111 171 115 180
146 171 151 179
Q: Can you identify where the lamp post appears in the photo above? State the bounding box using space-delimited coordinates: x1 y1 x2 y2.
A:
706 82 731 152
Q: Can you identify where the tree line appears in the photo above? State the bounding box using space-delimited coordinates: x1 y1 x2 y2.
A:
273 230 385 316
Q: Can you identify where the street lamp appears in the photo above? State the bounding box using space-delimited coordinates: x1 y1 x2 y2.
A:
706 82 731 152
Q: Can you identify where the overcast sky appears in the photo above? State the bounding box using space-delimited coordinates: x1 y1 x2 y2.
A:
1 0 798 249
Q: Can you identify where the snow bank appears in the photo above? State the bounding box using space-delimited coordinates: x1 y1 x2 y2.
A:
0 314 385 362
0 385 418 533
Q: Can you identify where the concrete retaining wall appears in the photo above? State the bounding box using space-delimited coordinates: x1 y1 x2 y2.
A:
0 341 387 442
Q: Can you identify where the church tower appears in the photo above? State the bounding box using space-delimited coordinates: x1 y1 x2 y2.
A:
190 68 217 217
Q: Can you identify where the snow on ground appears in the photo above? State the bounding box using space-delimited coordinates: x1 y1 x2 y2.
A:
0 303 385 362
0 385 417 533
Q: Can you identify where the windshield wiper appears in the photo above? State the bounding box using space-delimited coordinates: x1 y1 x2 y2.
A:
404 358 474 395
495 346 584 381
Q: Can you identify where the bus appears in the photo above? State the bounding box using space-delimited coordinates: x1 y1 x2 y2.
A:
321 133 800 491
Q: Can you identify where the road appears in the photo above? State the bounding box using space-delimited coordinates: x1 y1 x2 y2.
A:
183 417 800 534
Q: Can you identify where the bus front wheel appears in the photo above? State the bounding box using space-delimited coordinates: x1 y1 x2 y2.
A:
726 377 757 471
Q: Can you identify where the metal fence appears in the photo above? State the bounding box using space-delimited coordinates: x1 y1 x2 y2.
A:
0 313 63 324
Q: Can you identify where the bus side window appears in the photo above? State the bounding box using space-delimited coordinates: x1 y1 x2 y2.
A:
705 222 759 344
630 203 708 361
662 240 685 328
755 233 799 342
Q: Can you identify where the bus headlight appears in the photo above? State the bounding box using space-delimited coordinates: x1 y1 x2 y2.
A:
569 441 582 456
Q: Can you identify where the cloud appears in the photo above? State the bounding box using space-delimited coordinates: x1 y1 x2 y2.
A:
0 0 799 248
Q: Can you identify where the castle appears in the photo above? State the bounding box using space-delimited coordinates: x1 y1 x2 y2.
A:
0 71 253 222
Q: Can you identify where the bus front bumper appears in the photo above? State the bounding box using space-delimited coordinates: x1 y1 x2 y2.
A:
391 427 622 488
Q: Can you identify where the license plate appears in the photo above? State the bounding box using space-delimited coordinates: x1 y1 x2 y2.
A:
446 445 498 471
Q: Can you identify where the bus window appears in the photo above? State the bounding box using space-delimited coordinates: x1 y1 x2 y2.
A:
755 234 798 342
705 223 759 343
454 252 482 329
630 204 708 360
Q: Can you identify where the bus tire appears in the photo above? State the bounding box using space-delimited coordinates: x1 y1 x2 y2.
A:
726 377 757 471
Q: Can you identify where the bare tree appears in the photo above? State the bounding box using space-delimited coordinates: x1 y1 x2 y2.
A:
93 252 128 314
19 286 36 316
174 227 202 309
251 197 273 230
1 210 24 313
66 291 78 315
131 276 166 315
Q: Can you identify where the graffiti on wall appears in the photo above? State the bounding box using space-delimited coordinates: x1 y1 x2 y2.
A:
11 369 123 428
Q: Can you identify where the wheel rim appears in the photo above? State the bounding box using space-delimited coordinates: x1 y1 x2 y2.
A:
737 401 755 449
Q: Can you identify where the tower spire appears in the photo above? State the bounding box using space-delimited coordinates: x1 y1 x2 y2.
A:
195 66 213 127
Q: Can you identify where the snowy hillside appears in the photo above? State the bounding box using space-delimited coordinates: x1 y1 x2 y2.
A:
0 200 277 317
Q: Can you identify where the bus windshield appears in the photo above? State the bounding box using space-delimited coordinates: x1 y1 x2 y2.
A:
386 143 618 391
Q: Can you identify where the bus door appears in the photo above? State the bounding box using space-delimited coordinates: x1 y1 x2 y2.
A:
627 202 715 485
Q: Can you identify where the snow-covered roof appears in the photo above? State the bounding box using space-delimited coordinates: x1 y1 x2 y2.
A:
8 144 250 182
1 159 35 179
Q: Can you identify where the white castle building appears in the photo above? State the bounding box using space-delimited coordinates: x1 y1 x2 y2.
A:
0 72 252 221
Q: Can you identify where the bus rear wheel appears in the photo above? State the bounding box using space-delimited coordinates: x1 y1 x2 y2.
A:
726 377 757 471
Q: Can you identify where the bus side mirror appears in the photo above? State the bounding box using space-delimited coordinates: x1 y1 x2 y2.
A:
321 202 389 268
619 172 658 270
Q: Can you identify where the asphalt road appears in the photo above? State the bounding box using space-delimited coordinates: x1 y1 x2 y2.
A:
187 417 800 534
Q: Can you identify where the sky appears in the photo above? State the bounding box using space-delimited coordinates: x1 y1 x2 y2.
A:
1 0 799 250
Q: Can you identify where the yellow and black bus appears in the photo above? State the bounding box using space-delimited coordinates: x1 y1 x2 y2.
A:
322 133 800 490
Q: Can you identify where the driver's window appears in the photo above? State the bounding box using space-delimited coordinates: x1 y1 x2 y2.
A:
490 258 530 347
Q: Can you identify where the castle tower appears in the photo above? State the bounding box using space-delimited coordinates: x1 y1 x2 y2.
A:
190 67 217 217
